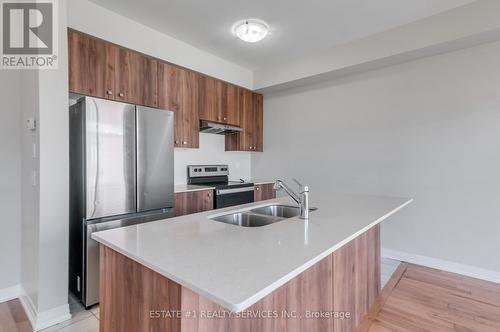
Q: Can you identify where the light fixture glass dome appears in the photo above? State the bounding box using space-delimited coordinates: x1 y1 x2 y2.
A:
232 19 269 43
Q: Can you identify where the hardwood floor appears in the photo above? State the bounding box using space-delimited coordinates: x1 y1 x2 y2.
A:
0 300 31 332
357 263 500 332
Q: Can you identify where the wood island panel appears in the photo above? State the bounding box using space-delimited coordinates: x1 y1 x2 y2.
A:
99 225 380 332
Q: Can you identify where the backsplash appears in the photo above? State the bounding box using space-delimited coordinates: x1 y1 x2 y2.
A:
174 133 251 184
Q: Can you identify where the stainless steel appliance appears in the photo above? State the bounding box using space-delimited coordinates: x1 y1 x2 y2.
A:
69 96 175 308
199 120 242 135
187 165 254 208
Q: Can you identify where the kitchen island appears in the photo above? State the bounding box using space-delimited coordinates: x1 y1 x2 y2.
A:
92 193 412 332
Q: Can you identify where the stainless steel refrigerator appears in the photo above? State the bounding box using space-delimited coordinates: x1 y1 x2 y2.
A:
69 96 175 307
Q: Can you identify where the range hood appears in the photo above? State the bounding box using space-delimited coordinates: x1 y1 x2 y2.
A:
199 120 243 135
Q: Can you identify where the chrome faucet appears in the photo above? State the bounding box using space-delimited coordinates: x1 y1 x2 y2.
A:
274 179 310 219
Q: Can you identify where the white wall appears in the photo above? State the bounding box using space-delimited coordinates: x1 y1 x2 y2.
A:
175 134 251 184
0 71 21 291
252 41 500 273
20 70 40 308
35 0 70 312
67 0 253 89
17 0 71 328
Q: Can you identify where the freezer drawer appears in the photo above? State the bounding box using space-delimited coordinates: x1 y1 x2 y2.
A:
83 209 174 307
136 106 174 212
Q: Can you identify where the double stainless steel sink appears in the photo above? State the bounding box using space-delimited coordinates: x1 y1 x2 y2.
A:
211 205 317 227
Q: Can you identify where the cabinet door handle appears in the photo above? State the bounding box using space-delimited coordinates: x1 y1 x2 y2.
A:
183 141 187 145
256 187 260 191
175 140 179 145
118 92 124 97
223 117 227 121
106 90 113 95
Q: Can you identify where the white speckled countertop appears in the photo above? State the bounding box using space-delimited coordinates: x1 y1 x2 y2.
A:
174 184 215 193
92 192 412 312
250 179 275 185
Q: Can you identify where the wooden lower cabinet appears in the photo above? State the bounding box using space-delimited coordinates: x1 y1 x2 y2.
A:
254 183 276 201
99 225 380 332
174 190 213 217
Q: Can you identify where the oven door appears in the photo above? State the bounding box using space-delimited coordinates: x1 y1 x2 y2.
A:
215 187 255 209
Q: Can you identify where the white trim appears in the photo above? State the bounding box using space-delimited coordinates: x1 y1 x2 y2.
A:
33 304 72 331
382 248 500 284
19 287 72 332
0 284 21 303
19 291 37 331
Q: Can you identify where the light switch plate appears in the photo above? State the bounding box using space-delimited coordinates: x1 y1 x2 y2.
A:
26 117 36 131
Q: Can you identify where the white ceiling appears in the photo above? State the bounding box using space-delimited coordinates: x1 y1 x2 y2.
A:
89 0 475 71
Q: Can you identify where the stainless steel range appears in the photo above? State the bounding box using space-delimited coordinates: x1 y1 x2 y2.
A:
187 165 254 209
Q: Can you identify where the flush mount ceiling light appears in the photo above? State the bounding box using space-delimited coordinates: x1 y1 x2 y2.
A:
232 19 269 43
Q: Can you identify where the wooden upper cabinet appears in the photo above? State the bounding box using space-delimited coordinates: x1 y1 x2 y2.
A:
114 48 158 107
199 76 243 126
225 84 241 126
199 76 222 123
253 93 263 152
103 43 118 99
225 90 263 152
158 62 199 148
68 30 261 151
68 30 107 98
242 90 255 151
68 30 158 108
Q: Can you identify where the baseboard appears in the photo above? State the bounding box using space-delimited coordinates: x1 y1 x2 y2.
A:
19 291 38 330
19 287 71 331
382 248 500 284
0 284 21 303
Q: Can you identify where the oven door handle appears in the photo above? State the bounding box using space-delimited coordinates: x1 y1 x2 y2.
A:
216 187 254 195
